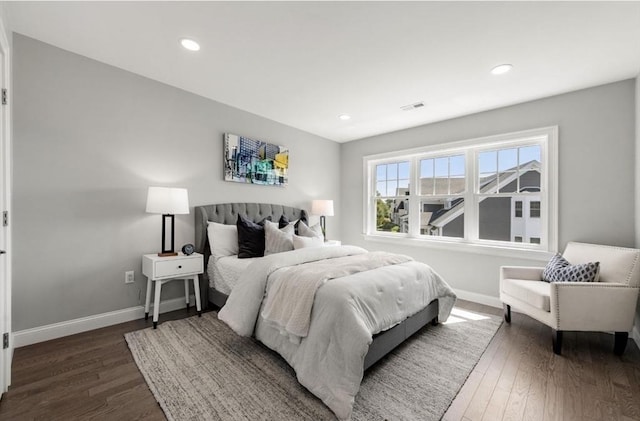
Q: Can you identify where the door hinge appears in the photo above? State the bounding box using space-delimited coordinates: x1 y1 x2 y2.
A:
2 333 8 349
2 211 7 227
1 89 6 105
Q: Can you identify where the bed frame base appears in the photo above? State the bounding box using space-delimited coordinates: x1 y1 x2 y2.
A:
364 299 439 370
209 287 439 371
208 286 229 309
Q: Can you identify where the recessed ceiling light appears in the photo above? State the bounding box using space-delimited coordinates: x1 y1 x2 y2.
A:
491 64 513 75
180 38 200 52
338 114 351 121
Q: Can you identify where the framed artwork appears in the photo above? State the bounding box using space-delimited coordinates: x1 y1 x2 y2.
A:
223 133 289 186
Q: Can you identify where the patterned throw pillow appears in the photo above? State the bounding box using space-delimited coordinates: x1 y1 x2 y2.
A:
264 220 294 254
542 253 600 283
297 220 324 239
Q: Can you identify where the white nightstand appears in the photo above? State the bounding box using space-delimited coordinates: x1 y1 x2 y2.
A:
142 252 204 329
324 240 341 247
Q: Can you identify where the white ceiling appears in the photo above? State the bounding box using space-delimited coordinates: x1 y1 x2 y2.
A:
6 1 640 143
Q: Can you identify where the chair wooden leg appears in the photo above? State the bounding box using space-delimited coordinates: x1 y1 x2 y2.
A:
614 332 628 356
552 329 563 355
503 304 511 323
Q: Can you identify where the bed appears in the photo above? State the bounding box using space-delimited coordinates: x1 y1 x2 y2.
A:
194 203 456 420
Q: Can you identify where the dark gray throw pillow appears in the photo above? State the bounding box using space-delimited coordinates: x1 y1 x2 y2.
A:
237 214 270 258
278 214 291 229
542 253 600 283
279 211 308 230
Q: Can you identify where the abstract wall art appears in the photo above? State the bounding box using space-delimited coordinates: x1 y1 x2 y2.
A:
223 133 289 187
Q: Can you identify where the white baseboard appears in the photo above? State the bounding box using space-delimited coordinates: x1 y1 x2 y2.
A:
13 295 196 348
453 288 502 309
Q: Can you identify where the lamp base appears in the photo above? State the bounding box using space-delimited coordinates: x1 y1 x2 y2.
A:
158 214 177 257
157 252 178 257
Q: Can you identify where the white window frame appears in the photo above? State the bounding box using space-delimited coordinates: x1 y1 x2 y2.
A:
363 126 558 260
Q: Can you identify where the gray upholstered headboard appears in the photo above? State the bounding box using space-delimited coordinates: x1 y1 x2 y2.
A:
194 202 306 255
194 203 307 308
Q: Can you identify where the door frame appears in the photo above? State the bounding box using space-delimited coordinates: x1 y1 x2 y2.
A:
0 10 12 397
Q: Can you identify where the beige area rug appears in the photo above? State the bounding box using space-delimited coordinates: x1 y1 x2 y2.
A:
125 309 501 421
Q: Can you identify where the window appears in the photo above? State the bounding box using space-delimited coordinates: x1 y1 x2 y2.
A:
418 154 465 238
514 201 523 218
477 144 543 242
530 201 541 218
374 161 409 233
365 127 558 253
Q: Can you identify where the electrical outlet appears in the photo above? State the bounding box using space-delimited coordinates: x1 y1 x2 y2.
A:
125 270 135 284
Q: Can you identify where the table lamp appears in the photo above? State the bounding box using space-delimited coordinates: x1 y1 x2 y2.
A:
311 199 334 241
146 187 189 256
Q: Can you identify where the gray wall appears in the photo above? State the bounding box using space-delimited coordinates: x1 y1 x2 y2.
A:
341 80 636 299
12 34 341 331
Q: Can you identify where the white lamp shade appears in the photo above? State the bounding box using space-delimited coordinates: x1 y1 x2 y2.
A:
311 199 334 216
146 187 190 215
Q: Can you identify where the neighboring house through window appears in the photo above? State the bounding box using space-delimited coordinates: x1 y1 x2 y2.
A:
364 127 558 254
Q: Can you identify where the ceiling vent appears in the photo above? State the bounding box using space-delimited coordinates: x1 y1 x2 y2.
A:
400 101 425 111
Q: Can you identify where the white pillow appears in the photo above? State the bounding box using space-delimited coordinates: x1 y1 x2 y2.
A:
292 234 324 249
207 221 239 257
264 220 294 254
297 221 323 239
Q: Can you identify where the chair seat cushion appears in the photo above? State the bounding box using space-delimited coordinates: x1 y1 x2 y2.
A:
502 278 551 312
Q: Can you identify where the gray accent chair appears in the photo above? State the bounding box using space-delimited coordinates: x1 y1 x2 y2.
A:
500 242 640 355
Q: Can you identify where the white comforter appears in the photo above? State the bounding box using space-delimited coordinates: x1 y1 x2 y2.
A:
261 251 413 342
218 246 456 420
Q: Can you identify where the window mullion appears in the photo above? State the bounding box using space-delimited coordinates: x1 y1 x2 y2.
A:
447 157 451 195
541 139 550 250
409 157 420 237
464 149 478 242
516 147 521 193
365 161 373 235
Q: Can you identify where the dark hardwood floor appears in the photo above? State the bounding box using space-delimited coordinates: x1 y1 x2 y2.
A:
444 301 640 421
1 300 640 420
0 308 199 420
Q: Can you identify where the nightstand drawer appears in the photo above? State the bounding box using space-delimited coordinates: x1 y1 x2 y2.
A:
154 258 202 278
